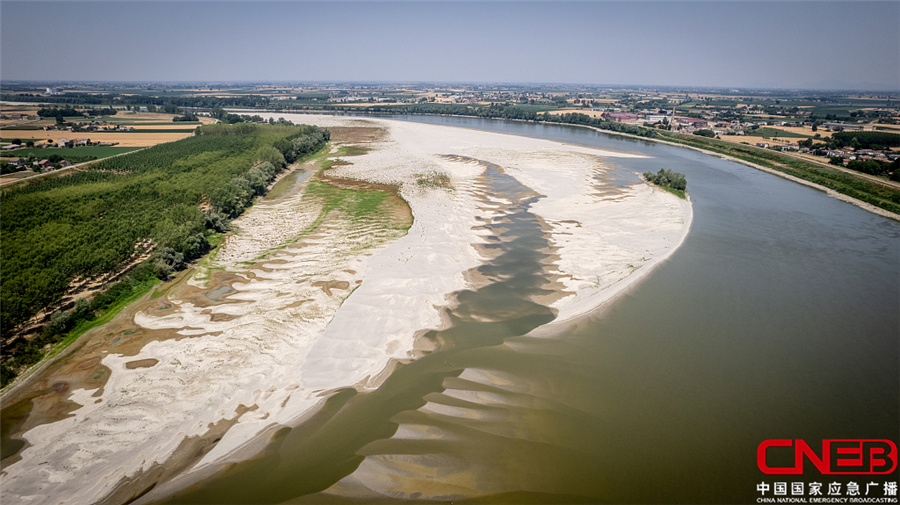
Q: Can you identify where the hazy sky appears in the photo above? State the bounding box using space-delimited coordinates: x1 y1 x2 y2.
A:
2 0 898 90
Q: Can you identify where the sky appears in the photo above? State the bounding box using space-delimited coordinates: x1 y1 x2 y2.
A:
1 0 898 90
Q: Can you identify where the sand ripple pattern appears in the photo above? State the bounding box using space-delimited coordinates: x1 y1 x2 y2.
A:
1 116 691 505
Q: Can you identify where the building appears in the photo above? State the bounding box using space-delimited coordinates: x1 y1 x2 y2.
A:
677 118 709 128
822 122 876 132
602 112 640 123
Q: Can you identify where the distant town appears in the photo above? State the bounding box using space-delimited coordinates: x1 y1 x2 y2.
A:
2 81 899 180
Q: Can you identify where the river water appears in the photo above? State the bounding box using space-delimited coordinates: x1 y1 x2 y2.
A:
141 116 898 503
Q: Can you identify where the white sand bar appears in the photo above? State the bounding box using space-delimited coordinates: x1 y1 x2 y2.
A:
1 116 691 505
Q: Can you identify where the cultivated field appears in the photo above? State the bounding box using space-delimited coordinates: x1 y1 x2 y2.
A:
0 111 215 147
0 130 196 147
545 109 608 118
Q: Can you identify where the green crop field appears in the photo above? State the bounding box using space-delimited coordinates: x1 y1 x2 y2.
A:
1 146 142 160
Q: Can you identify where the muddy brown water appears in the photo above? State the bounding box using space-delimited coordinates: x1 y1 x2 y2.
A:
148 116 898 504
3 117 898 504
146 158 567 505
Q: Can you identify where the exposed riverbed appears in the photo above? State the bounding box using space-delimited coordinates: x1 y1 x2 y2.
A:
4 114 895 504
1 117 692 504
150 115 898 503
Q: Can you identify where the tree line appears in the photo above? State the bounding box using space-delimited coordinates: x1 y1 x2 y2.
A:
830 131 900 149
1 123 329 386
5 92 276 110
37 106 118 118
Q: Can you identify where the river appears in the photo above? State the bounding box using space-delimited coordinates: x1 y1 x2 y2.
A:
141 116 899 504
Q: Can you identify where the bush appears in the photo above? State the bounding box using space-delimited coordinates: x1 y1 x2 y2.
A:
256 145 285 168
644 168 687 191
205 210 230 232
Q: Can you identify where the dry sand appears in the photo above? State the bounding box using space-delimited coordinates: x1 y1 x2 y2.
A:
1 116 691 505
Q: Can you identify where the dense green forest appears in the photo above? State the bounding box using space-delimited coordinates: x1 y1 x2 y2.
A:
37 106 117 118
830 131 900 149
1 123 329 386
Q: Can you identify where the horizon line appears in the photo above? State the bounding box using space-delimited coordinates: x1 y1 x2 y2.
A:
2 79 899 94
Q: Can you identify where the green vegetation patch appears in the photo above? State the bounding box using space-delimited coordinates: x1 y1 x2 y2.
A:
1 146 142 161
336 145 369 156
1 123 330 386
656 130 900 214
644 168 687 199
831 131 900 149
305 179 392 222
1 270 159 388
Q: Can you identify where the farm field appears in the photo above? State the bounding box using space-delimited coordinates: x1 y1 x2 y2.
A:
0 130 196 147
544 108 607 118
1 145 141 160
1 110 215 146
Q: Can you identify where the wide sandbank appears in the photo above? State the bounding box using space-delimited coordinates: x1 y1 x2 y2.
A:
1 116 691 505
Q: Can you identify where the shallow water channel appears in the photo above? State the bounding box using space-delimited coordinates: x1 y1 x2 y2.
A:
4 116 895 504
139 116 900 504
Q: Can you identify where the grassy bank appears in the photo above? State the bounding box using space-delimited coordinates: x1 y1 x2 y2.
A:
653 130 900 215
48 277 160 360
0 272 160 389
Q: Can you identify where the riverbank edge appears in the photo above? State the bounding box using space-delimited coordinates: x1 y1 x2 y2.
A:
128 117 696 505
3 116 693 505
0 141 331 402
251 109 899 222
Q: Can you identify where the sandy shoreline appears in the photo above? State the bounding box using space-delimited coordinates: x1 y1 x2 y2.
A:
1 116 692 505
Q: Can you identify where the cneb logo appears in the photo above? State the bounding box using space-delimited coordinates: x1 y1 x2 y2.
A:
758 439 897 475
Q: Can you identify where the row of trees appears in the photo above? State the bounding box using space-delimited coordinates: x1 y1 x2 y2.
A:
4 92 276 111
37 107 117 118
830 157 900 180
172 112 199 122
1 123 330 359
830 131 900 150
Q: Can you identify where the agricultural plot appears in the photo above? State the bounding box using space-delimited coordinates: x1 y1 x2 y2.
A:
0 130 196 147
1 145 141 161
